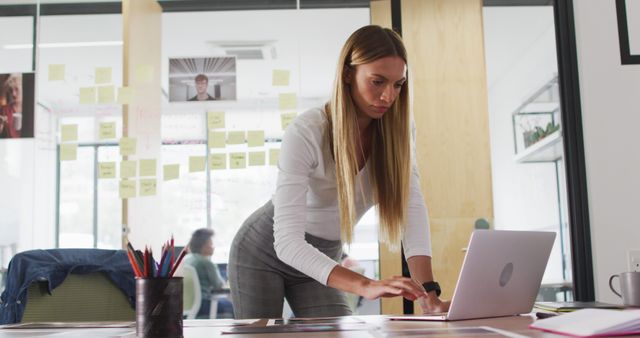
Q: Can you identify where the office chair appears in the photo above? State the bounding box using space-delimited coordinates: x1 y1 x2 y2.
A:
0 249 136 324
22 272 135 322
181 265 203 319
181 265 229 319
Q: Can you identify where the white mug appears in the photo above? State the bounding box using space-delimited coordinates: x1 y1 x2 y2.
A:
12 112 22 131
609 272 640 307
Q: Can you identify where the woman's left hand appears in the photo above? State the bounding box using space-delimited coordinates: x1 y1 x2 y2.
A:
417 292 451 314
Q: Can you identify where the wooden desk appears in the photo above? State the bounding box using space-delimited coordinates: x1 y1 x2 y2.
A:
1 314 639 337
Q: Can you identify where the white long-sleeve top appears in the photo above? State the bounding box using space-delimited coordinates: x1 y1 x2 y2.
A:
272 107 432 285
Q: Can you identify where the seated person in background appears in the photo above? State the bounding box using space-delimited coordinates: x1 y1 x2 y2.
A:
184 228 233 318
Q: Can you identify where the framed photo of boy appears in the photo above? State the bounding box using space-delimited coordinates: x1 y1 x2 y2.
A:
168 56 237 102
0 72 35 139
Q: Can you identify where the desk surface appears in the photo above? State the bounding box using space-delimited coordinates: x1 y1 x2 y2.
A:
1 314 639 338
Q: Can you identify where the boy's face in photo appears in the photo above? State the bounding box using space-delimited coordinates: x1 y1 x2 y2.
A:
195 79 208 95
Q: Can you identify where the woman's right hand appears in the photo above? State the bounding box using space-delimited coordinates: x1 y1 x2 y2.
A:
361 276 428 301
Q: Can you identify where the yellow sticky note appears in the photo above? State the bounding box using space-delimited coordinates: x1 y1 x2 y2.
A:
119 180 136 199
189 156 206 172
272 69 290 86
118 86 133 105
136 64 153 84
247 130 265 147
79 87 96 104
98 162 116 179
120 160 137 178
249 151 265 166
269 148 280 166
227 131 245 145
208 131 226 148
61 124 78 142
163 164 179 181
139 179 157 197
207 112 225 130
97 85 115 104
119 137 136 156
209 154 226 170
139 159 157 177
230 152 246 169
60 144 77 161
279 93 297 110
281 112 297 130
99 122 116 140
48 64 65 81
95 67 112 84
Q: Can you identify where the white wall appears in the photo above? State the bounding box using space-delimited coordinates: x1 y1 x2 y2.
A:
483 7 566 283
573 1 640 303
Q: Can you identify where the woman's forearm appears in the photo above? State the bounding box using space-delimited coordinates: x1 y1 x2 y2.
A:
326 264 371 296
407 255 435 284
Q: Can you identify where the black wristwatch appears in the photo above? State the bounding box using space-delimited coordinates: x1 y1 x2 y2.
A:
422 281 441 297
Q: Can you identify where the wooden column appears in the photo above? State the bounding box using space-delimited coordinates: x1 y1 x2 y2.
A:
401 0 493 309
121 0 162 248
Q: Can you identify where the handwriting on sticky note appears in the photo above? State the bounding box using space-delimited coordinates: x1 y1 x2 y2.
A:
139 179 157 196
247 130 265 147
119 180 136 199
272 69 290 86
163 164 180 181
281 113 297 130
120 160 137 178
98 85 115 104
61 124 78 142
79 87 96 104
48 64 65 81
279 93 297 110
139 159 157 177
119 137 136 156
99 122 116 140
207 112 225 130
209 154 226 170
230 153 246 169
95 67 112 84
249 151 265 166
118 87 133 105
98 162 116 179
60 144 77 161
189 156 206 172
269 148 280 166
208 131 226 148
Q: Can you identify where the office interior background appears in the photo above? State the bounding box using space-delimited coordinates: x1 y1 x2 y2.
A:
0 0 638 314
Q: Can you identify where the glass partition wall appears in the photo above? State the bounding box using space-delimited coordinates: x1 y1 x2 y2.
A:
0 1 379 313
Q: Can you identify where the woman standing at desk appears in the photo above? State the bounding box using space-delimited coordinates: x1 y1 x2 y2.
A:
228 25 449 319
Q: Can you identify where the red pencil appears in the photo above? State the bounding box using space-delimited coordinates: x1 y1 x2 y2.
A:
168 246 189 277
126 250 142 277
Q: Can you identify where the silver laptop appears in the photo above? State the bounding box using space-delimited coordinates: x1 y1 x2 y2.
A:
390 229 556 321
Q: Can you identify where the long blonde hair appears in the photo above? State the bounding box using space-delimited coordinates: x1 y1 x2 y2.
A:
326 25 411 249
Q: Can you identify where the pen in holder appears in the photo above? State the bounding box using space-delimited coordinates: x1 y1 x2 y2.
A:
136 277 183 338
127 236 189 338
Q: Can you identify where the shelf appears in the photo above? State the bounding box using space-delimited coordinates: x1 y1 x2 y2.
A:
514 130 563 163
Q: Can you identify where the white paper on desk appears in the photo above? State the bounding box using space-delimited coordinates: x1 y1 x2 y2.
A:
371 326 528 338
183 319 257 327
47 328 134 337
529 308 640 337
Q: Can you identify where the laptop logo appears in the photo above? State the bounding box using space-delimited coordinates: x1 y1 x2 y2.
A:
499 262 514 287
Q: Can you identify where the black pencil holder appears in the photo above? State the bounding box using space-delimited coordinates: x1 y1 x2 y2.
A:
136 277 183 338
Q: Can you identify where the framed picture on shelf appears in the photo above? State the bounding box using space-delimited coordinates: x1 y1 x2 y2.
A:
168 56 237 102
